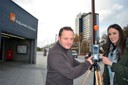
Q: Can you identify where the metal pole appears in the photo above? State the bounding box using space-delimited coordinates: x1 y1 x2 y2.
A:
55 34 57 42
92 0 96 85
92 0 95 45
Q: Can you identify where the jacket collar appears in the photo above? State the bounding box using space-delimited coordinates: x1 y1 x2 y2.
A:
57 41 69 52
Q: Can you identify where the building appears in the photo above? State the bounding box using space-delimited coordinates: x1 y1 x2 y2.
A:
75 12 99 52
82 12 99 41
75 13 82 35
0 0 38 64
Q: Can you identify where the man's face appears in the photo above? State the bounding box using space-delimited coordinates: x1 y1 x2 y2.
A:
58 30 74 49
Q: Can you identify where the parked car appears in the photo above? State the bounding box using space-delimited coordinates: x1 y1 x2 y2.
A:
71 50 78 58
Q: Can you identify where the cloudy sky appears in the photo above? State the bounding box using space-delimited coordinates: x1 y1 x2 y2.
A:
12 0 128 47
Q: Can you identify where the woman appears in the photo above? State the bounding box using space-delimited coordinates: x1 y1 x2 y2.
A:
101 24 128 85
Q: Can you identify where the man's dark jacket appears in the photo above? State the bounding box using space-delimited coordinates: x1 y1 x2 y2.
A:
46 42 91 85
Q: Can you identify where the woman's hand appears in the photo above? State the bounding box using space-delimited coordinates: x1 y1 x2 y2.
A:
100 54 112 66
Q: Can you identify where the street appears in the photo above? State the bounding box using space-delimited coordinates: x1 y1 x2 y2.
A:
37 51 104 85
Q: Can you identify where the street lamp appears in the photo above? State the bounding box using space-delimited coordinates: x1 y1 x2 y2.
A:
55 34 57 42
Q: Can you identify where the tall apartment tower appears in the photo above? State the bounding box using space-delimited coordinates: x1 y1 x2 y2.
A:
75 12 99 51
75 13 82 35
75 12 99 41
83 12 99 41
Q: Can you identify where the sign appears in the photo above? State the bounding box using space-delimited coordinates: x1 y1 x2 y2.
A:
9 12 36 31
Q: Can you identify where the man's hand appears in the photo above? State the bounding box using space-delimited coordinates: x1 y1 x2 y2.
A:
86 56 94 65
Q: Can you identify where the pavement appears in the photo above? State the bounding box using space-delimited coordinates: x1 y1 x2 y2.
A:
0 52 104 85
0 52 47 85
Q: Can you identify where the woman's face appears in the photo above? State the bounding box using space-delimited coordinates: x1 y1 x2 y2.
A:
108 28 119 45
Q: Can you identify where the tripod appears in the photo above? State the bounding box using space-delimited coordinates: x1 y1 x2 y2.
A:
82 62 102 85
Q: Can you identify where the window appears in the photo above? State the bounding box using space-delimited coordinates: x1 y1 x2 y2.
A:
17 45 27 54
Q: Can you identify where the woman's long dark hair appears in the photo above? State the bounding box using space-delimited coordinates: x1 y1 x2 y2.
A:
105 24 126 57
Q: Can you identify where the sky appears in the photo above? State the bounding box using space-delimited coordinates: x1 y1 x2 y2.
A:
12 0 128 47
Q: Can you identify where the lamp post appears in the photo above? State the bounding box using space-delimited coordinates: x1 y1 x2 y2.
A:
55 34 57 42
92 0 95 45
92 0 96 85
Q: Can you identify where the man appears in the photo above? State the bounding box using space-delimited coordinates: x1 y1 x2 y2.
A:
46 26 93 85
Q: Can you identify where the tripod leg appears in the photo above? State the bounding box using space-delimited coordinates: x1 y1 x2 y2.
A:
97 70 102 85
95 63 102 85
82 70 91 85
95 70 99 85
